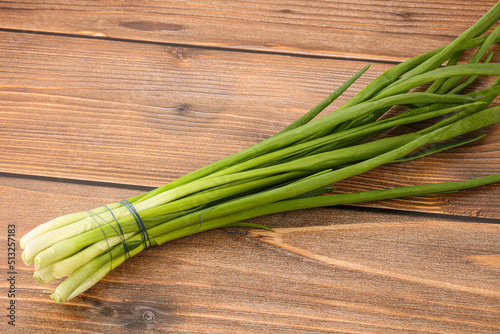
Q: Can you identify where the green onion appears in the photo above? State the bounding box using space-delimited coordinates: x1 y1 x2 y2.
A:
21 3 500 303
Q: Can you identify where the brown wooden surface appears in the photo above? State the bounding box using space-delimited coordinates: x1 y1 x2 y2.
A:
1 0 499 60
1 1 499 333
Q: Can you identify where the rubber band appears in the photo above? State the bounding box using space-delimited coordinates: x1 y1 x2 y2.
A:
104 205 130 259
86 210 115 272
85 201 147 269
120 200 151 249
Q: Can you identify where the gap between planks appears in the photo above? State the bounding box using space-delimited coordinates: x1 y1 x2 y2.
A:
0 27 403 66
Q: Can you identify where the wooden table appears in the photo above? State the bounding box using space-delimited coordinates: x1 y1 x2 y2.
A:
1 1 499 333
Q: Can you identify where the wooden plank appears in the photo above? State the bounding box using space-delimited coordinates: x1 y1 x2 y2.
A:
0 30 383 183
1 30 500 217
1 0 499 61
1 175 499 333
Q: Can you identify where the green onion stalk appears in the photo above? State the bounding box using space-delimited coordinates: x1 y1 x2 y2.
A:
21 2 500 303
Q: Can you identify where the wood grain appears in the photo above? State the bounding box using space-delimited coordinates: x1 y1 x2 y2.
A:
1 1 500 332
1 175 499 334
1 0 498 61
1 29 499 217
0 30 384 182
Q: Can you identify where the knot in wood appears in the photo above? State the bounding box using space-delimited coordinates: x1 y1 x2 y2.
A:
399 12 411 19
143 310 155 321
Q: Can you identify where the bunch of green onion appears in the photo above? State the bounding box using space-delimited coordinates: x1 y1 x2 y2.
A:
21 3 500 303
